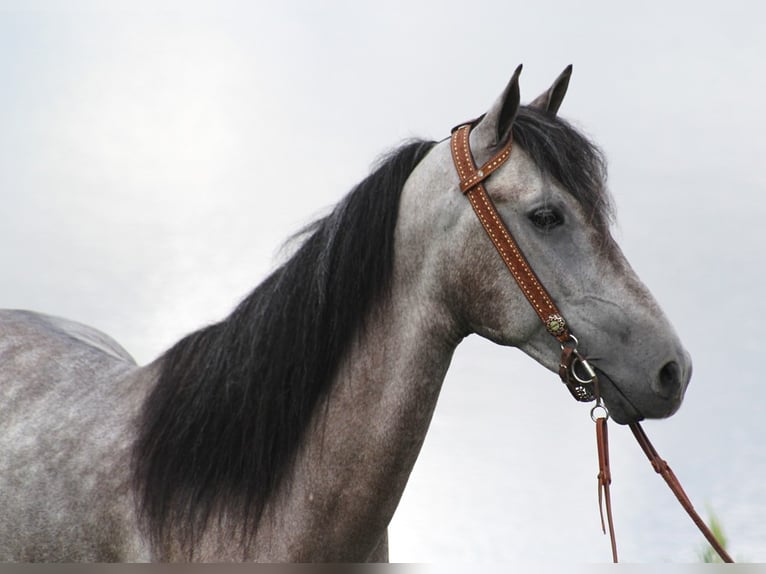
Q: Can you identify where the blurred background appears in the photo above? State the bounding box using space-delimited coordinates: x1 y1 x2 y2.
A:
1 0 763 563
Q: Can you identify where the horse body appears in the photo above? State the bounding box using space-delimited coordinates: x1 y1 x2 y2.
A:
0 67 692 561
0 310 148 560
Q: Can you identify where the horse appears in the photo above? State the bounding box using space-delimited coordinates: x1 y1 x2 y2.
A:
0 65 691 562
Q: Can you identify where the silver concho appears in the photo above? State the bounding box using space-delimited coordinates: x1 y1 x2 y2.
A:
545 314 567 337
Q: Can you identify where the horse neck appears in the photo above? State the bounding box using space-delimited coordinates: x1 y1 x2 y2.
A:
260 272 460 561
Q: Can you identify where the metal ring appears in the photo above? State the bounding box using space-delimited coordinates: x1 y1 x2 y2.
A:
590 404 609 422
571 354 597 384
560 334 579 351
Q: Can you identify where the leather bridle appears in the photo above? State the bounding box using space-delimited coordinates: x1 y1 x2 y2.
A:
450 120 733 563
451 121 599 404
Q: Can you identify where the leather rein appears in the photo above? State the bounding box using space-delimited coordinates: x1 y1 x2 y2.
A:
450 121 733 563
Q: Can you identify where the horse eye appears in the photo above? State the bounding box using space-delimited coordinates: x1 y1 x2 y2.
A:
528 207 564 231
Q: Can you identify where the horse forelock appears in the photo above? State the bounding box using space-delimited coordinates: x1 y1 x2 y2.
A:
512 106 615 243
131 139 437 558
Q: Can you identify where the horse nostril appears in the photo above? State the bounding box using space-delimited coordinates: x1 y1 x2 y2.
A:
656 361 682 399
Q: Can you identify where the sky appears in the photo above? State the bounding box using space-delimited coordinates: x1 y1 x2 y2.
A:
1 0 764 564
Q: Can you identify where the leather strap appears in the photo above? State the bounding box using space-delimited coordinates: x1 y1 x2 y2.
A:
596 419 733 563
629 422 734 563
559 345 597 402
450 124 571 343
596 417 618 562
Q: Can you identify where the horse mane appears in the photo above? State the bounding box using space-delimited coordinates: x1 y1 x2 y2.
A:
132 139 438 557
132 107 611 558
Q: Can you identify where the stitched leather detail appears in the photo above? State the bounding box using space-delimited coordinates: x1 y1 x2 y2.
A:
450 123 571 343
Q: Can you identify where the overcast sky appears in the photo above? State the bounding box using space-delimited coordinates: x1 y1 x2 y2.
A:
1 0 764 564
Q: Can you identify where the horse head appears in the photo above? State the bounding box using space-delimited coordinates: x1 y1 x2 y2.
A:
398 65 691 424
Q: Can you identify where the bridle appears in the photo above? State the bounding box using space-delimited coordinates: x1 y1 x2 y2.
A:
450 120 733 563
450 121 599 404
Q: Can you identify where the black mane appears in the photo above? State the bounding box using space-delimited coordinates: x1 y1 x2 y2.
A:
132 139 437 556
132 107 612 558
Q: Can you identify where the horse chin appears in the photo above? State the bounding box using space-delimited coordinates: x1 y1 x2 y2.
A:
595 369 684 425
594 370 644 425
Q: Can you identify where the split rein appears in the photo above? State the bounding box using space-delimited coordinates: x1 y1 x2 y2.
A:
450 122 733 563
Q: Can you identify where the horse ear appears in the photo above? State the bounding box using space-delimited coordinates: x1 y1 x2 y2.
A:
476 64 523 147
529 65 573 115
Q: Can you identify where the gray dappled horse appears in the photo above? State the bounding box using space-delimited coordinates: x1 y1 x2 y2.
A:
0 67 690 561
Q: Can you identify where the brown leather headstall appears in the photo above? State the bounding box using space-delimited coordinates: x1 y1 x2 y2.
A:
450 120 733 564
450 122 597 403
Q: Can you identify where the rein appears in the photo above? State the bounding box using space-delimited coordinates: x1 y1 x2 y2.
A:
450 121 733 563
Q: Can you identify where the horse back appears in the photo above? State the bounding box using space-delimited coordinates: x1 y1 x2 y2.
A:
0 309 150 561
